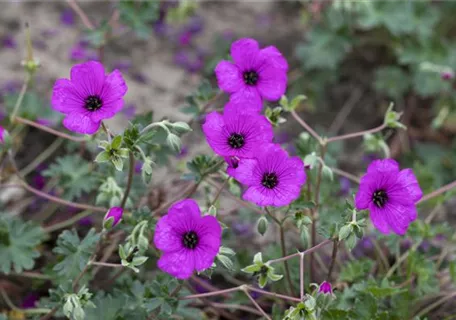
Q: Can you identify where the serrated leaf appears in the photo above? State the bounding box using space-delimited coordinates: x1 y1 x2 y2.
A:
0 217 44 274
53 229 100 279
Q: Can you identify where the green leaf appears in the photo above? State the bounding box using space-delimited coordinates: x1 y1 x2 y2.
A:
145 297 163 311
111 156 124 171
253 252 263 264
0 217 44 274
94 151 110 163
216 255 234 271
256 216 268 236
374 66 411 99
241 264 261 274
43 155 99 201
53 229 100 279
340 259 374 282
258 274 268 288
450 261 456 284
339 224 353 241
218 246 235 256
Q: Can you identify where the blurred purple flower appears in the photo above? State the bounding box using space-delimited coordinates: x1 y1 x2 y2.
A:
113 60 132 73
338 177 351 197
1 80 21 94
174 50 204 73
36 118 53 127
33 39 47 50
132 72 149 84
41 29 59 38
2 35 16 49
232 221 252 236
32 174 46 190
319 281 333 295
178 31 192 46
79 216 93 227
21 293 39 309
61 8 75 26
401 238 412 251
121 103 136 120
419 240 431 252
135 161 143 174
190 278 210 294
441 71 454 81
177 146 188 159
186 16 204 34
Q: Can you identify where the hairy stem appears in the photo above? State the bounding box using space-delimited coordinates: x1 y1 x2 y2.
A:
418 180 456 204
300 253 305 300
44 210 93 233
242 288 272 320
67 0 95 29
10 74 30 122
120 152 135 209
290 110 323 144
327 240 339 280
326 123 387 143
268 239 332 264
91 261 123 268
14 117 87 142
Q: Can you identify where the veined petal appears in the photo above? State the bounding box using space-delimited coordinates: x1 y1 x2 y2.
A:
157 249 195 279
70 60 105 96
215 60 243 93
62 112 101 134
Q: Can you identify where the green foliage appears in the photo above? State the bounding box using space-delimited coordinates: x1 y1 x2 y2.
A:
118 0 160 39
53 229 100 279
339 259 374 283
0 216 44 274
242 252 283 288
43 155 99 201
95 136 130 171
184 155 224 181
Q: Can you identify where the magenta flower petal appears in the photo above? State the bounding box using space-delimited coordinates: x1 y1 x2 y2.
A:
230 38 260 70
202 107 273 158
103 207 123 228
215 37 288 107
355 159 423 235
0 125 5 143
229 144 306 207
51 61 128 134
319 281 333 294
153 199 222 279
214 61 243 93
158 249 195 279
63 112 101 134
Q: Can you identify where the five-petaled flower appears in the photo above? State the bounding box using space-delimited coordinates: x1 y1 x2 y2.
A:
215 38 288 111
153 199 222 279
202 102 274 158
51 61 128 134
229 144 306 207
319 281 333 295
355 159 423 235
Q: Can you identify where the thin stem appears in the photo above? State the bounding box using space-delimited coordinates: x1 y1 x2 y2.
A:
385 241 422 279
330 167 360 184
247 286 301 302
268 239 332 264
280 224 295 296
209 302 263 316
120 152 135 209
91 261 123 268
414 291 456 318
326 123 387 143
300 253 305 300
0 289 51 314
10 271 52 280
10 74 30 121
170 282 184 297
327 240 339 280
418 180 456 204
14 116 87 142
20 181 107 213
67 0 95 30
242 289 272 320
290 110 323 144
152 181 201 216
181 286 241 300
210 176 229 206
39 306 58 320
372 238 389 271
44 210 92 233
310 143 327 281
264 207 280 225
19 138 64 177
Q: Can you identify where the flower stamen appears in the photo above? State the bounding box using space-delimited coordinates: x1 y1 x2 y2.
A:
262 172 278 189
243 70 259 85
372 189 388 208
182 231 199 249
228 133 245 149
84 95 103 111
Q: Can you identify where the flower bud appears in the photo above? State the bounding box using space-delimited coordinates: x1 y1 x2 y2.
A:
166 133 182 153
318 281 333 295
103 207 123 229
256 216 268 236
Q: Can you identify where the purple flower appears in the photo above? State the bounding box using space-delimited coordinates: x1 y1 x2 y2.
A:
153 199 222 279
103 207 123 228
215 38 288 109
178 31 192 46
355 159 423 235
338 177 351 197
229 144 306 207
78 216 93 227
202 103 273 158
51 61 128 134
441 70 454 81
0 125 5 143
319 281 333 294
61 8 75 26
21 293 39 309
121 103 136 120
2 35 16 49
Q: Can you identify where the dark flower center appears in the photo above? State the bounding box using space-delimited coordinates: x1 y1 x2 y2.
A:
243 70 259 85
182 231 199 249
228 133 245 149
84 95 103 111
262 172 278 189
372 189 388 208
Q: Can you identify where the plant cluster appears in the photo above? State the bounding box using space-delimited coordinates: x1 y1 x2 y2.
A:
0 1 455 320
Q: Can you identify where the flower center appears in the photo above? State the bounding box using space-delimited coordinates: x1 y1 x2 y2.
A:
182 231 199 249
243 70 259 85
372 189 388 208
84 95 103 111
228 133 245 149
262 172 278 189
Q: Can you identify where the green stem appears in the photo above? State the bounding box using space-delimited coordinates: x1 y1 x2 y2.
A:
327 240 339 280
120 152 135 209
19 138 64 177
10 74 30 122
43 210 93 233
